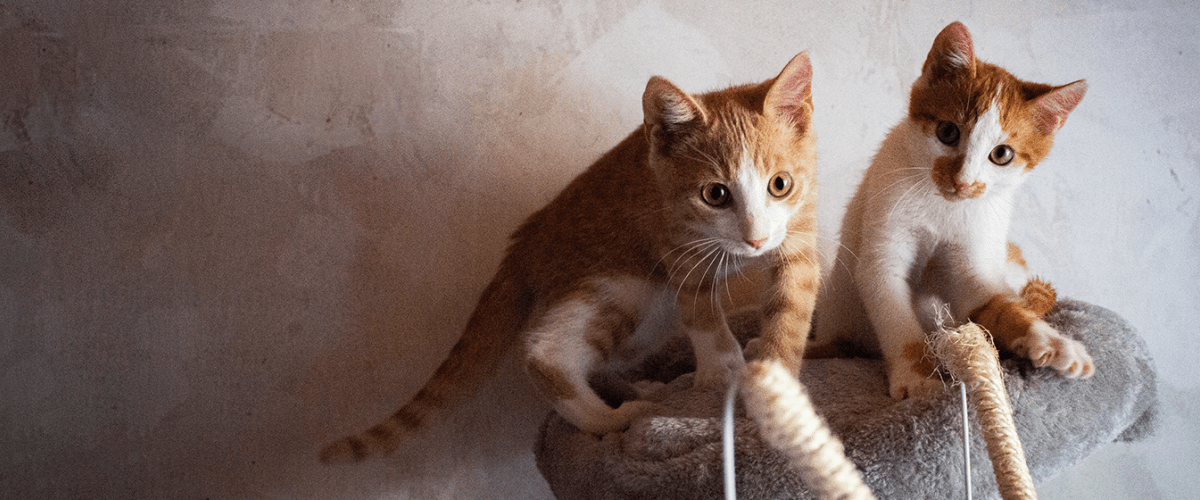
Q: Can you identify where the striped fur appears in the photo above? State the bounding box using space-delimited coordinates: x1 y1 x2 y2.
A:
320 53 821 462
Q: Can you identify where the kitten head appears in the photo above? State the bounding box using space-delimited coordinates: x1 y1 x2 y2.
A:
642 52 817 260
909 22 1086 202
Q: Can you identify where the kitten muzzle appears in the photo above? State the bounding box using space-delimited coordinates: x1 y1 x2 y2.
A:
939 180 986 201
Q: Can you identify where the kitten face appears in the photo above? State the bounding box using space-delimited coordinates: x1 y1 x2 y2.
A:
684 124 809 259
700 142 801 256
908 22 1086 203
642 53 816 279
912 84 1036 202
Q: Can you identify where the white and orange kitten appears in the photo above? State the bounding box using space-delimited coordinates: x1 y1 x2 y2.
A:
320 53 821 462
813 22 1094 400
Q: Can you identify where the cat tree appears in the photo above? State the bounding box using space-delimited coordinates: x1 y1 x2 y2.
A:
535 299 1157 499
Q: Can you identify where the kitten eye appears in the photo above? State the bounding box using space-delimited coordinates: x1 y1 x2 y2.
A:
989 145 1015 166
936 121 960 146
701 182 731 207
768 172 793 198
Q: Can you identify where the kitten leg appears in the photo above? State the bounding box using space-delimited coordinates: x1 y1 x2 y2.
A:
950 248 1094 379
858 261 945 400
675 287 745 389
807 247 870 358
746 256 820 373
524 298 654 435
970 293 1094 379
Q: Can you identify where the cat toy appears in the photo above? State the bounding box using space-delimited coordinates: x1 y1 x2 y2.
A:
727 321 1037 500
932 322 1038 500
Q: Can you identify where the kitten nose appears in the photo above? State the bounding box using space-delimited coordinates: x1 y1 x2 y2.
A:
745 237 767 249
956 180 986 196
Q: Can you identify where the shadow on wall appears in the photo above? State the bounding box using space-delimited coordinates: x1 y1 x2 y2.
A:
0 3 578 498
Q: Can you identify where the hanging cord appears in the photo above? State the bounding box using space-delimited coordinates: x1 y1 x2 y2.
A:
961 381 973 500
738 359 877 500
932 322 1038 500
723 381 738 500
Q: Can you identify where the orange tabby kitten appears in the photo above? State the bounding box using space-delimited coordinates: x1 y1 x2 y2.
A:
320 53 821 462
813 22 1094 400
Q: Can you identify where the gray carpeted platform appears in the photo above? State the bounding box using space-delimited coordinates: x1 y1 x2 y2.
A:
535 299 1158 500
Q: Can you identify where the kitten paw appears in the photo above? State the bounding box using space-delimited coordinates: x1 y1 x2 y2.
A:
614 400 657 424
743 338 765 359
1019 321 1095 379
631 380 667 399
693 352 745 390
887 368 944 400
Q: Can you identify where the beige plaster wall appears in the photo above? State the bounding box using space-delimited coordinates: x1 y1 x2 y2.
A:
1 1 1197 499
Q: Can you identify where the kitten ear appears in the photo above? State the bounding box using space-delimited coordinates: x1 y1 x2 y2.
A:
920 22 976 83
1030 79 1087 135
764 51 814 131
643 76 706 138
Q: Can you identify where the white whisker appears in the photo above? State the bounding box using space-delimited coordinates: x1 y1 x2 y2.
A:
659 237 721 278
886 176 932 223
691 247 724 311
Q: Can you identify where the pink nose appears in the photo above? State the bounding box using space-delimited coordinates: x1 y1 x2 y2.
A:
746 237 767 249
957 181 973 192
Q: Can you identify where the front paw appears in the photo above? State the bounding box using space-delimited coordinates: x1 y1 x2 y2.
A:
1019 321 1095 379
614 400 658 424
631 380 667 399
693 352 745 389
887 367 944 400
743 337 765 360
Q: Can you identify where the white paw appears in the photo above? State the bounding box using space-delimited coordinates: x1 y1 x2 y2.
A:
614 400 657 424
693 351 745 390
743 337 765 360
631 380 667 399
887 367 944 401
1020 321 1095 379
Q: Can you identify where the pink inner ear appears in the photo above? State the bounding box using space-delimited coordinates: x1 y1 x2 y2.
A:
659 92 699 125
643 76 704 130
923 22 975 78
1033 80 1087 135
768 52 813 127
938 22 975 68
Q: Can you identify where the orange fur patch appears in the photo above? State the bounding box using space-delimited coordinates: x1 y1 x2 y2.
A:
903 341 939 377
931 154 984 199
970 294 1038 350
1020 278 1057 317
931 154 962 194
1006 241 1027 267
525 358 577 401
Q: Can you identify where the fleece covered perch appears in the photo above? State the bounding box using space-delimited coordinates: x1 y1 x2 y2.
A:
741 323 1035 500
535 299 1157 500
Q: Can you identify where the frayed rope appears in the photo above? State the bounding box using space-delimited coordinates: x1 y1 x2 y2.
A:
738 360 876 500
931 322 1038 500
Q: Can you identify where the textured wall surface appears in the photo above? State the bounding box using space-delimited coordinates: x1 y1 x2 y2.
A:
1 1 1196 499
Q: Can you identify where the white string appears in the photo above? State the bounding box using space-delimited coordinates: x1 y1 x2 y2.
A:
726 357 976 500
962 381 973 500
723 380 738 500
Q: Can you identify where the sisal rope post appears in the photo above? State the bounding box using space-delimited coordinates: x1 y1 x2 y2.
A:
932 322 1038 500
741 360 877 500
